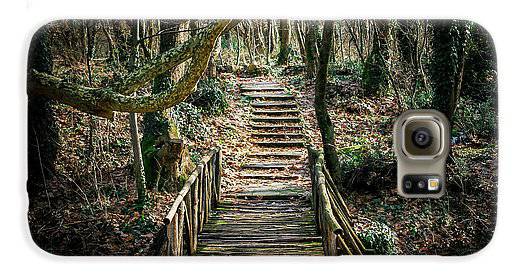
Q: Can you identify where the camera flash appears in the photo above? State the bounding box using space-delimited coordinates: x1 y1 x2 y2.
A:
428 178 440 191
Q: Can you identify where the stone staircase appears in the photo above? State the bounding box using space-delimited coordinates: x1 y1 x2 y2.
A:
196 81 323 256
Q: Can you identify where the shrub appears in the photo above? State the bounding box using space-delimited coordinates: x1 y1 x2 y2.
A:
409 89 434 109
170 103 210 141
329 59 364 83
453 99 497 141
338 138 395 189
187 78 229 115
356 220 399 255
362 51 386 96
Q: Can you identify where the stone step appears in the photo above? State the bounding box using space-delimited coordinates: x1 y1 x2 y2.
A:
251 132 304 138
240 86 284 91
252 109 300 116
240 81 280 87
251 116 301 123
196 80 324 257
241 163 289 170
251 102 297 108
242 93 294 100
253 140 306 147
247 151 304 158
250 124 302 130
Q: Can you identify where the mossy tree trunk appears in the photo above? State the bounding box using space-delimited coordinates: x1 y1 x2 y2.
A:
142 20 181 191
27 25 58 198
314 21 343 186
362 21 388 97
430 21 470 121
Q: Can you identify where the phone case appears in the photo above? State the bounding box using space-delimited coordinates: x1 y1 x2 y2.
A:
27 19 497 256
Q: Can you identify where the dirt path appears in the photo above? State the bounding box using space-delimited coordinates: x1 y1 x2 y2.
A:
196 80 323 256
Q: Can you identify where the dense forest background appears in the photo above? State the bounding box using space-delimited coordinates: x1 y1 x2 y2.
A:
27 19 497 255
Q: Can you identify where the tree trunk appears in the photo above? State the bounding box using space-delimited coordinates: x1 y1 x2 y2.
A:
245 23 255 64
236 25 241 66
294 21 307 65
430 21 470 121
142 20 180 191
277 19 291 65
129 112 147 202
27 24 58 199
266 20 272 64
305 21 319 79
337 22 345 62
128 20 147 203
314 21 342 185
362 21 388 96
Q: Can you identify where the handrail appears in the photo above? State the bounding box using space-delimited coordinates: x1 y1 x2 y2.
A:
153 147 222 256
307 146 372 255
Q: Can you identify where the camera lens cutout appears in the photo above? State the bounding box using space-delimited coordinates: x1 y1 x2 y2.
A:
401 175 443 195
403 119 442 157
411 127 433 149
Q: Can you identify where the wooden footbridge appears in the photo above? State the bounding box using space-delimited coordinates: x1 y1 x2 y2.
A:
154 81 370 256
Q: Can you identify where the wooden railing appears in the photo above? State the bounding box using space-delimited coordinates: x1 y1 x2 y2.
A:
307 146 372 256
153 147 222 256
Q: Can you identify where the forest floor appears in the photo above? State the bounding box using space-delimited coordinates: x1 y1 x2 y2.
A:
28 69 497 256
28 108 180 255
286 72 497 255
28 73 302 255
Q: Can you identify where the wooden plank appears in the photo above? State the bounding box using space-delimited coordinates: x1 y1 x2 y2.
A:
197 247 324 256
240 173 301 180
198 236 322 243
224 190 307 200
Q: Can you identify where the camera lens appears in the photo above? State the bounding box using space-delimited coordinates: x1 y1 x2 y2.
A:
404 181 412 189
411 127 433 149
417 180 426 189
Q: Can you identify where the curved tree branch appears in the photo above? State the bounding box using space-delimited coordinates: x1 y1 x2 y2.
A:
28 20 232 119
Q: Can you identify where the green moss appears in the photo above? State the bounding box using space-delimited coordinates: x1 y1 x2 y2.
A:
140 134 159 189
356 220 399 255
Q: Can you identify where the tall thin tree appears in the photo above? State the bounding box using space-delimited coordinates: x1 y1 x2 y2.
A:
128 20 147 203
314 21 343 185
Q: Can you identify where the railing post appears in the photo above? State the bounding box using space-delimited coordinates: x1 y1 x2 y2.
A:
191 175 199 252
215 149 222 203
176 202 186 255
157 147 223 256
197 164 205 232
